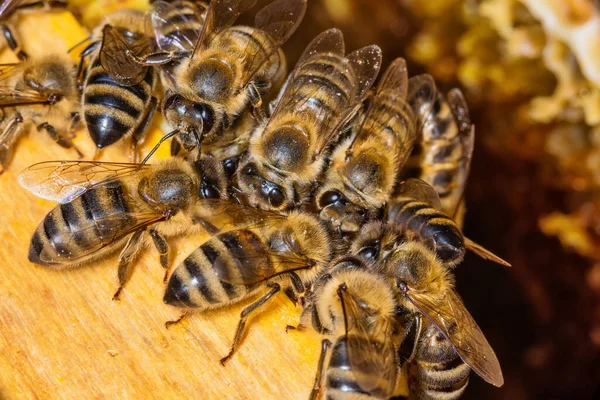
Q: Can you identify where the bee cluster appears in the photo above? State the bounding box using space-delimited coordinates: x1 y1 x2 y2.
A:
2 0 511 398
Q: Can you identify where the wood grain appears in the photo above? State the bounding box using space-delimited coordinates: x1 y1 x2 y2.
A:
0 11 323 400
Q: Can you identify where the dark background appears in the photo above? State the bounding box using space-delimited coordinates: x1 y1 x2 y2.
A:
258 0 600 398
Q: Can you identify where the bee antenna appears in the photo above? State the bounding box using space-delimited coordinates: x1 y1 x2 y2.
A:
141 129 178 164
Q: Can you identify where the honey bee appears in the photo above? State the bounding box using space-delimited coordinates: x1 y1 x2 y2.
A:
314 60 434 235
385 240 504 394
387 179 510 267
163 209 333 365
296 256 400 400
236 28 382 211
417 89 474 220
0 52 82 174
17 156 273 299
77 10 157 160
129 0 306 166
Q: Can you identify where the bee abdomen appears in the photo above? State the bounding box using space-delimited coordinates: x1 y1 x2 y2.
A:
164 230 267 309
83 58 153 148
29 180 133 265
325 337 389 400
408 357 470 400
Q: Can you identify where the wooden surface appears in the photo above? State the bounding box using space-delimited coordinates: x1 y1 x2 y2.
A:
0 11 323 400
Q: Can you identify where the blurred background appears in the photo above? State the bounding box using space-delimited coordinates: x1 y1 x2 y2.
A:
70 0 600 398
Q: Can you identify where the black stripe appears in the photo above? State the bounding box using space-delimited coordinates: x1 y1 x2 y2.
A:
29 231 44 263
87 67 149 100
78 192 95 222
84 113 129 148
228 27 266 54
59 202 77 229
219 231 268 273
81 188 104 221
184 257 219 304
43 214 59 240
106 180 130 214
432 144 457 163
294 74 349 103
430 116 452 140
302 57 352 90
85 93 142 119
201 243 238 299
326 339 370 394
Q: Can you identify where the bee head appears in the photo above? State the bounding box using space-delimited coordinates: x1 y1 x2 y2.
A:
163 93 216 149
315 187 368 234
235 159 299 211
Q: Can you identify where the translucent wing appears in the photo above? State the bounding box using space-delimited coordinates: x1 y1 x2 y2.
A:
446 88 474 217
406 289 504 387
340 289 397 397
464 237 511 267
407 74 437 134
192 0 257 56
394 178 443 210
150 0 208 54
239 0 306 87
0 63 22 82
18 161 149 203
351 58 415 160
211 229 313 285
100 25 150 86
268 28 345 118
314 44 382 155
191 198 287 235
0 88 55 107
37 211 166 264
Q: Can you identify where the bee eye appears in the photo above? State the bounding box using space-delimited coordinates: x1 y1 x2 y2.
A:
192 103 214 134
358 246 378 260
164 94 184 111
223 157 239 177
268 187 285 207
244 163 258 177
200 184 220 199
319 190 346 208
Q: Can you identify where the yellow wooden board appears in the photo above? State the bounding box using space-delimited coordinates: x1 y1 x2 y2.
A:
0 10 324 400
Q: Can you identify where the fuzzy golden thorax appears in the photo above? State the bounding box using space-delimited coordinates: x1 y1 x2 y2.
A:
312 262 397 336
384 241 454 304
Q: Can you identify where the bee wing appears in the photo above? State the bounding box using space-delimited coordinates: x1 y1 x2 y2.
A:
0 63 22 81
239 0 306 88
18 161 150 204
192 0 257 56
0 87 55 107
395 178 443 210
38 211 166 264
149 0 208 54
268 28 345 119
100 25 150 86
407 74 437 134
313 44 382 156
350 58 415 159
406 289 504 387
340 289 398 397
212 233 313 285
464 237 511 267
191 198 287 235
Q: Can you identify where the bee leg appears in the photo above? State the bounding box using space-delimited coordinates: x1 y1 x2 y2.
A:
37 122 84 158
0 114 24 174
112 230 145 301
1 24 27 61
309 339 332 400
247 83 266 123
165 312 188 329
220 283 281 366
76 41 100 92
93 147 102 161
149 229 170 282
131 97 158 163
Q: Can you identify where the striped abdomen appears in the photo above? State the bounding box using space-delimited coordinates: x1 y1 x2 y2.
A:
288 52 357 124
164 229 271 310
387 197 465 266
29 179 137 266
419 93 463 214
325 336 393 400
214 26 286 97
157 1 208 53
408 324 470 400
83 55 154 148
